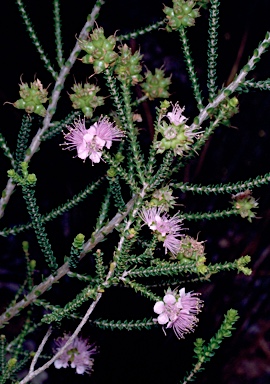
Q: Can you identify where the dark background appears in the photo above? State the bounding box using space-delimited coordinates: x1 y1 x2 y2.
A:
1 1 270 383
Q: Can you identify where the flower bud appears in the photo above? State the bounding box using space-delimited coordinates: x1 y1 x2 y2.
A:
164 0 200 31
13 78 48 116
69 83 104 118
114 45 143 85
7 358 17 369
79 27 118 74
29 259 36 270
27 174 37 184
141 69 171 100
14 99 26 109
147 186 176 212
22 241 29 253
73 233 85 249
107 167 117 178
232 190 258 222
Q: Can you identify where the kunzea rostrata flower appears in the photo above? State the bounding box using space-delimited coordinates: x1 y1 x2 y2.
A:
155 102 202 156
53 334 97 375
63 117 125 164
139 207 183 255
153 287 203 339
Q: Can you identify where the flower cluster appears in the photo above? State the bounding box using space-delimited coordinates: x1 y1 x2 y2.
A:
139 207 183 255
155 102 202 156
170 235 207 274
232 190 258 222
79 27 118 74
13 78 48 117
163 0 201 31
153 287 203 339
114 44 143 85
63 117 125 164
207 96 239 126
147 186 176 212
8 162 37 187
53 334 97 375
141 68 171 100
69 83 104 118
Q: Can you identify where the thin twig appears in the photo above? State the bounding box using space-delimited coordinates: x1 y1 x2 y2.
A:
29 327 52 374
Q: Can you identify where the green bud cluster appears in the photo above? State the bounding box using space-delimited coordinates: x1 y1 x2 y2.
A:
107 167 117 178
155 119 194 156
127 228 137 239
163 0 200 31
29 259 36 270
72 233 85 249
232 190 258 222
79 27 118 74
68 233 85 270
236 256 252 275
14 79 48 116
160 100 171 113
7 358 17 369
171 235 208 274
8 162 37 186
141 68 171 99
207 96 239 126
114 44 143 85
69 83 104 118
147 186 176 211
22 240 29 253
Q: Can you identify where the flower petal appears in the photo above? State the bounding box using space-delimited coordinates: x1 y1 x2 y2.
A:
76 365 86 375
77 144 89 159
83 131 95 142
163 294 176 305
105 140 112 149
54 359 68 369
90 151 102 163
157 313 169 325
179 287 186 297
176 299 183 309
153 301 165 314
95 136 106 148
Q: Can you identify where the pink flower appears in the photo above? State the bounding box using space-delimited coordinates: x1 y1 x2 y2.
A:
53 334 97 375
157 212 183 237
63 117 124 164
163 234 181 256
155 102 203 156
153 287 203 339
139 206 163 231
166 103 188 126
139 207 183 255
